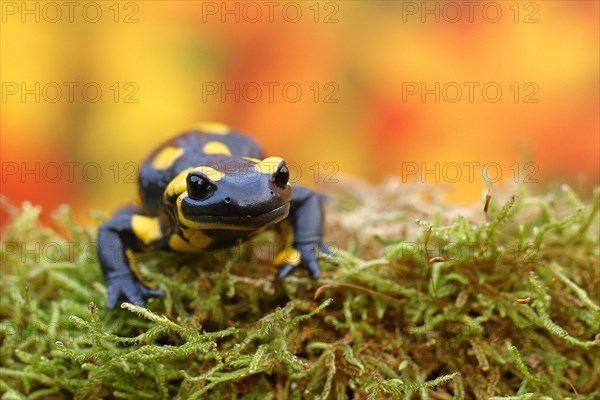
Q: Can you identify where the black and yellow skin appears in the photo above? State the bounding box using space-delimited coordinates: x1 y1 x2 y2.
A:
97 122 333 308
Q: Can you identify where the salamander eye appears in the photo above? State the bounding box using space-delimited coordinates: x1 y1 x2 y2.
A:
273 162 289 189
187 172 216 201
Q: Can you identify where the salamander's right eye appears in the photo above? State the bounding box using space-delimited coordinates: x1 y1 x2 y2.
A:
187 172 216 201
273 162 289 189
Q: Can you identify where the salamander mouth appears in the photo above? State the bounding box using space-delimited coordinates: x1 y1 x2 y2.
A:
181 202 290 230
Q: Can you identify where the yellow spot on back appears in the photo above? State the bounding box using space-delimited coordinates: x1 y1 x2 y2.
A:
125 249 157 288
131 215 162 245
254 157 284 175
274 246 301 266
196 122 230 135
152 146 184 170
203 141 231 156
242 157 261 163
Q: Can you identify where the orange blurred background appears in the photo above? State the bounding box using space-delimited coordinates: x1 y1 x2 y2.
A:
1 1 598 225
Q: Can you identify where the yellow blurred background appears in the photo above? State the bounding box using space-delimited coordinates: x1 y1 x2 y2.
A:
1 1 598 224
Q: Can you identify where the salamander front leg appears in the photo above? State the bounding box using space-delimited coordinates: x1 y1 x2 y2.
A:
276 186 334 279
97 208 164 308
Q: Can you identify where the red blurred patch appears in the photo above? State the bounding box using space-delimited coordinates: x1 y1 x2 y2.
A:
1 130 76 228
531 104 599 184
358 93 423 180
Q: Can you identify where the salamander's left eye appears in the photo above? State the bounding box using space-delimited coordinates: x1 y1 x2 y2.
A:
273 162 289 189
187 172 216 201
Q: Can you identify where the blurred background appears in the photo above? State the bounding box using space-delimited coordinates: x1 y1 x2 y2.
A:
1 1 598 225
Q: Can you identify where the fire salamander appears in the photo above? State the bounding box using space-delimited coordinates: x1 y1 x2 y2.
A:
98 122 333 308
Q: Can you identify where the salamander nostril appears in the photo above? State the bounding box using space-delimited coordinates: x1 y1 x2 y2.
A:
224 197 231 204
270 191 274 196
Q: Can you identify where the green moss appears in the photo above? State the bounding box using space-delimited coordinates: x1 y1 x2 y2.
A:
1 183 599 399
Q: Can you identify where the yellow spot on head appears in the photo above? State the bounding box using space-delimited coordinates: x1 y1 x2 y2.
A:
164 165 224 203
202 141 231 156
131 215 162 245
193 165 224 181
255 156 284 175
175 195 204 229
274 246 301 266
164 167 193 201
195 122 230 135
152 146 184 170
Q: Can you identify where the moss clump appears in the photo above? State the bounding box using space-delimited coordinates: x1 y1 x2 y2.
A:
1 182 599 399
